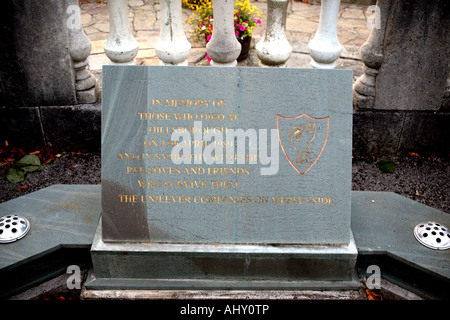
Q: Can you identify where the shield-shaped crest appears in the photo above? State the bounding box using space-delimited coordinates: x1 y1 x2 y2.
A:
277 114 329 175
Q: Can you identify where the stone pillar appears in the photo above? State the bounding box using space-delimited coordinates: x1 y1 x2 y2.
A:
352 0 449 157
354 0 449 111
353 0 390 109
206 0 241 66
155 0 191 65
255 0 292 67
374 0 449 111
0 0 77 107
66 0 97 103
308 0 342 69
104 0 139 64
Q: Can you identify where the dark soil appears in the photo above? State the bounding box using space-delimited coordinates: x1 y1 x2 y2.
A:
0 152 449 214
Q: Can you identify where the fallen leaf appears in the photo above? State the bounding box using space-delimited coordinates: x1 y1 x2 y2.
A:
408 152 421 158
17 185 29 192
55 154 62 158
5 140 8 148
379 159 396 173
16 155 41 167
29 150 40 155
366 289 382 300
6 168 25 184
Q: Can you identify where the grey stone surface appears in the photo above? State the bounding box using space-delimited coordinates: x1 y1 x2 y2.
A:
101 66 353 245
374 0 449 111
82 288 367 300
398 112 450 157
352 111 405 156
351 191 450 280
0 106 45 149
0 185 448 299
88 220 359 290
0 185 101 270
0 0 77 107
353 111 450 157
40 102 102 152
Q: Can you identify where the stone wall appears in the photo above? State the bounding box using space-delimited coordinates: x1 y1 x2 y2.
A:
0 1 77 107
353 0 449 157
0 0 99 152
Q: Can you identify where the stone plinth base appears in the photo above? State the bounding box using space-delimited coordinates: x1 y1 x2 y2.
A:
84 220 359 292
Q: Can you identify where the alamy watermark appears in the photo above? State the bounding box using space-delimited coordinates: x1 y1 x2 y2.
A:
66 4 81 30
170 121 280 176
66 265 81 290
365 265 381 290
366 5 381 30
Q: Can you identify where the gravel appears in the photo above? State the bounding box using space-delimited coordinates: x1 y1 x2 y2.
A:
0 152 449 214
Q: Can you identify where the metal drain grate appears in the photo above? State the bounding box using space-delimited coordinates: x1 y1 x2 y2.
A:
0 215 31 243
414 221 450 250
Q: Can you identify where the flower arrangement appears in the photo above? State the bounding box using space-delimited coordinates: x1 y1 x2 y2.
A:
234 0 262 40
187 0 263 44
182 0 202 10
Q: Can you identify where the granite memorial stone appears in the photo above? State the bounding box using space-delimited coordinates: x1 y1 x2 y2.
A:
88 65 358 291
101 66 353 245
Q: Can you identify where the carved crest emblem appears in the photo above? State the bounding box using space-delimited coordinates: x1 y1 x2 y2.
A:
277 114 329 175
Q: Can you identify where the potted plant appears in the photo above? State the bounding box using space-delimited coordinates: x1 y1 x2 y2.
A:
187 0 263 61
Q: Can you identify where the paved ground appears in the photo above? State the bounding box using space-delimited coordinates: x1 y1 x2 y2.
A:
80 0 370 84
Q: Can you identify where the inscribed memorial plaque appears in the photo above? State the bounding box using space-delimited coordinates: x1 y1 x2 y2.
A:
101 66 353 245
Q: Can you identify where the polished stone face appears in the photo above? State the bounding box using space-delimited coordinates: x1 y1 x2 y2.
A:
101 65 353 245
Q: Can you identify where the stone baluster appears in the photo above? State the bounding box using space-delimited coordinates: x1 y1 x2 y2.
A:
66 0 97 103
104 0 139 64
255 0 292 67
206 0 241 66
353 1 389 109
308 0 342 69
155 0 192 65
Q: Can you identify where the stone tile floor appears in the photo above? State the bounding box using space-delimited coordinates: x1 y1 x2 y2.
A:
80 0 373 84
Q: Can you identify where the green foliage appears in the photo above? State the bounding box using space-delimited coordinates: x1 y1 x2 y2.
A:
6 154 44 183
379 159 396 173
6 168 25 184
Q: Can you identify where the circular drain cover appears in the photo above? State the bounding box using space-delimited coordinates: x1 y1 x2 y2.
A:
414 221 450 250
0 215 31 243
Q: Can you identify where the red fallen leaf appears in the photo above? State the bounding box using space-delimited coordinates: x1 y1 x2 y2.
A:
408 152 421 158
43 155 55 165
365 289 382 300
17 185 29 192
10 147 26 156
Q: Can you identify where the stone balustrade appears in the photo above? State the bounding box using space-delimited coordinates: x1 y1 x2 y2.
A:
101 0 342 68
